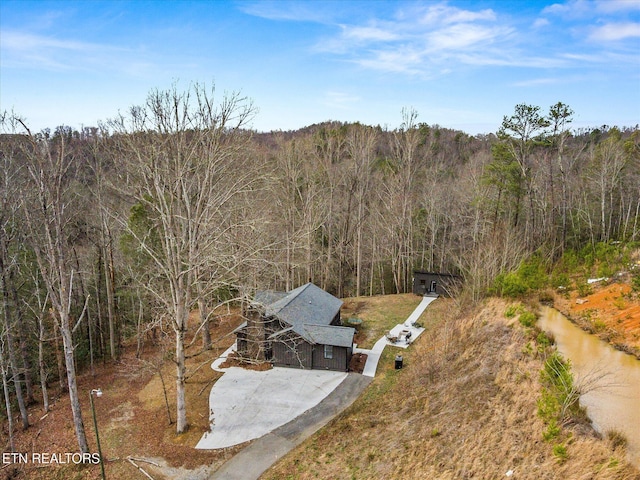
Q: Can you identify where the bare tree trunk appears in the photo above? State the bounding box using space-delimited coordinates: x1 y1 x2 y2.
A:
104 237 117 360
136 292 144 358
197 282 212 350
0 351 14 452
0 251 29 429
5 328 28 430
16 306 35 404
60 319 89 452
38 315 50 413
175 321 187 433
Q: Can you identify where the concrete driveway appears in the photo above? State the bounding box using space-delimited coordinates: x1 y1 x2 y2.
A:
195 349 347 449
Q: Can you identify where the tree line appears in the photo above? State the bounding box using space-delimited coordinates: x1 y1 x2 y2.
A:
0 84 638 452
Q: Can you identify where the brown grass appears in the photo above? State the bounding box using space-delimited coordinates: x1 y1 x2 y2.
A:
262 298 639 480
4 294 638 480
343 294 423 349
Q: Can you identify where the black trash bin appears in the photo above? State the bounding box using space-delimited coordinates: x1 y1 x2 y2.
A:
395 355 403 370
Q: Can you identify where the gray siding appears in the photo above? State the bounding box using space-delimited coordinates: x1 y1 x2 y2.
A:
311 345 351 372
412 271 460 297
272 338 313 369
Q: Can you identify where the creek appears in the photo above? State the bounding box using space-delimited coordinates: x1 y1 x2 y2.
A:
537 306 640 468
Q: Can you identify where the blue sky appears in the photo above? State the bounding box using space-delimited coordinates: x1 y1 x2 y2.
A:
1 0 639 134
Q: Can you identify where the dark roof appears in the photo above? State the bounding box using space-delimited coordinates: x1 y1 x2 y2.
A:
303 325 354 348
413 270 461 278
265 283 343 326
253 290 288 307
254 283 353 347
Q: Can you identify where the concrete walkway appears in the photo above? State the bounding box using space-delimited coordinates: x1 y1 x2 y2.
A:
206 295 437 478
355 295 437 377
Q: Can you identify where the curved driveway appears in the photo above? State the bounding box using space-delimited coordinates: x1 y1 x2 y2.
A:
210 373 371 480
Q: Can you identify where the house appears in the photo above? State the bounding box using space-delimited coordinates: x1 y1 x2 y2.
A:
412 271 461 297
235 283 355 372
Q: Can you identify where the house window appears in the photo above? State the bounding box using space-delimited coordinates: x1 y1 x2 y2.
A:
324 345 333 359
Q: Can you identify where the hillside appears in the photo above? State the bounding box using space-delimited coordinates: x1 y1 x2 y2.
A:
263 297 639 480
2 294 638 480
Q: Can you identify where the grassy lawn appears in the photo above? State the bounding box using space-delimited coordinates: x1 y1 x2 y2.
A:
342 293 425 349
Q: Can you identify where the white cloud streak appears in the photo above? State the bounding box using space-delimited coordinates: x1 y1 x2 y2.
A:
589 22 640 41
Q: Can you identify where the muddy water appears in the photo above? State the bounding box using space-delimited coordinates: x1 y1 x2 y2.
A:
538 306 640 468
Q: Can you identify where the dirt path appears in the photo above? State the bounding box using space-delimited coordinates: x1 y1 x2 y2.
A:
210 373 372 480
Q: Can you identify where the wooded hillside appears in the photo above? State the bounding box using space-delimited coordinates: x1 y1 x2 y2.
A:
1 85 639 452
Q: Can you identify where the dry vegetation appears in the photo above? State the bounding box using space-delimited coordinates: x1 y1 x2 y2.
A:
263 298 639 480
3 294 639 480
2 310 244 480
342 294 424 348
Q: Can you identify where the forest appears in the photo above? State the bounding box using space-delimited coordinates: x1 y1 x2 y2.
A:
0 83 639 455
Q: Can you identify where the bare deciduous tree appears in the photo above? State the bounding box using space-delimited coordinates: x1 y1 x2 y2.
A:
14 121 90 453
108 83 257 434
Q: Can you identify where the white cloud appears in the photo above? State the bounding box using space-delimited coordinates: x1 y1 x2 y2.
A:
239 1 335 23
512 77 561 87
0 29 170 78
543 0 640 17
355 47 426 75
1 30 107 53
533 18 550 28
589 22 640 41
595 0 640 13
426 23 508 51
314 2 519 76
323 91 360 109
342 25 399 42
542 0 590 16
411 4 496 26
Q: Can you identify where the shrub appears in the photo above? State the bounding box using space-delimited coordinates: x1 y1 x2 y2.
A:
536 331 553 350
539 352 580 420
550 272 570 289
493 272 528 297
519 311 537 328
576 282 592 297
612 296 626 310
542 419 560 441
492 256 549 298
593 319 607 332
504 304 523 318
607 430 627 450
553 443 568 462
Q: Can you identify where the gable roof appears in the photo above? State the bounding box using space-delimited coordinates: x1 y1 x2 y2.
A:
254 283 353 347
253 290 289 307
303 324 354 348
264 283 343 327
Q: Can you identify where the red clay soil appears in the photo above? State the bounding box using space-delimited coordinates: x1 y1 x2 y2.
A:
555 281 640 356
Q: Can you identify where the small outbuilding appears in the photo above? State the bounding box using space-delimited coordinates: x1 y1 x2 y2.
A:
412 271 461 297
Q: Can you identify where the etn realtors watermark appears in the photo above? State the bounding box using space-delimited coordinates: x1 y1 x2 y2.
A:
3 452 101 465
